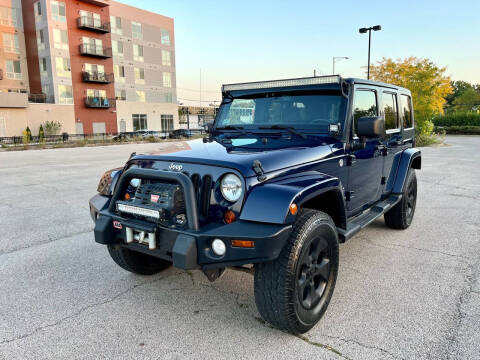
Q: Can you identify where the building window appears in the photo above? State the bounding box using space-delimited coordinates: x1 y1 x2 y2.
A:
164 93 173 103
2 33 19 53
55 57 71 77
136 90 145 102
114 65 125 82
53 29 69 50
58 84 73 104
161 30 170 45
162 50 171 66
82 37 103 55
134 67 145 84
51 1 66 22
84 63 105 80
80 10 101 29
5 60 21 79
382 92 399 131
133 44 144 62
161 114 174 131
132 114 147 131
400 94 414 129
132 21 142 39
87 88 106 99
112 40 123 57
110 16 122 35
115 89 126 100
40 57 48 76
163 72 172 88
0 6 19 27
36 29 46 50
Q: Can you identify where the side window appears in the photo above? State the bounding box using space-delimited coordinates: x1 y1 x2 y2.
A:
400 94 413 129
353 90 377 134
382 92 399 131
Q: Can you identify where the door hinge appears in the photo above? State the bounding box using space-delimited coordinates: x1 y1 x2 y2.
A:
345 191 355 201
381 176 386 185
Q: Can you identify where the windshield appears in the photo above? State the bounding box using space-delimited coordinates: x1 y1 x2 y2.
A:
215 91 346 132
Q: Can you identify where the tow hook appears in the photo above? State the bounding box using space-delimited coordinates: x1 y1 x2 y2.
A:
125 227 156 250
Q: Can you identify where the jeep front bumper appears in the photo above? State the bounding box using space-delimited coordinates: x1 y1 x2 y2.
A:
89 167 292 270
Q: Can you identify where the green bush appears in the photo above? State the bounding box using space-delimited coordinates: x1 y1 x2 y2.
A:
415 132 444 147
435 125 480 135
433 112 480 127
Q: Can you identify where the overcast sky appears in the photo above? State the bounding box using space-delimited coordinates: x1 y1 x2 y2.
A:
118 0 480 105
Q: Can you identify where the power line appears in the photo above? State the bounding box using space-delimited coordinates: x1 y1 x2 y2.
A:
177 97 219 103
177 87 219 94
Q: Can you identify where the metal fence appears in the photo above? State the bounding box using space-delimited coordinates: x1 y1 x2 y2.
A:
0 129 206 147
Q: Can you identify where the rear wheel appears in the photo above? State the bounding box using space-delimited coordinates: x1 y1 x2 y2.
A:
107 245 171 275
254 209 339 334
385 168 417 229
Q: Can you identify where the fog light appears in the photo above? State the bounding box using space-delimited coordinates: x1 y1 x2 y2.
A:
212 239 226 256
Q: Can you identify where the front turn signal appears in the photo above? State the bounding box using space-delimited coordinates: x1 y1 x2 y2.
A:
224 210 236 224
231 240 255 248
289 203 298 215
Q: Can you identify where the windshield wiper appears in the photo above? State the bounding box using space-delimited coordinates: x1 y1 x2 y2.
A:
214 125 250 138
258 125 306 139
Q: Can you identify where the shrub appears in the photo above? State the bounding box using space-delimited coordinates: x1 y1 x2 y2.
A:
44 121 62 135
38 124 45 143
433 112 480 127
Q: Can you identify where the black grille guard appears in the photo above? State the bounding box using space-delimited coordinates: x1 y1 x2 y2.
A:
108 168 200 231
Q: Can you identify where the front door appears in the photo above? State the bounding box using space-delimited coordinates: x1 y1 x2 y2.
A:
347 87 384 215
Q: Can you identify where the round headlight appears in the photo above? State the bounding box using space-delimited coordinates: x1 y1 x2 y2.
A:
130 178 141 188
221 174 243 202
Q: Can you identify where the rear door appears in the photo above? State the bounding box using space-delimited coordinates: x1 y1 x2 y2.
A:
380 91 405 193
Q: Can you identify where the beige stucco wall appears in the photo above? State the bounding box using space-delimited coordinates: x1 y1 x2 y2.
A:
115 101 178 132
0 103 75 136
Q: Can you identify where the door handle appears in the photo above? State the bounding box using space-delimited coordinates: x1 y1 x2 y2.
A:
347 154 356 166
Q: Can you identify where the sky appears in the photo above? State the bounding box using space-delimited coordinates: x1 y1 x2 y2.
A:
118 0 480 105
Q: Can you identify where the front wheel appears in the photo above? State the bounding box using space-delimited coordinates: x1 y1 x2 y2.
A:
254 209 339 334
384 168 417 229
107 245 171 275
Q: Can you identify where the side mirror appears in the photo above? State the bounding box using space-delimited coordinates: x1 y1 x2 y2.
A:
357 116 385 138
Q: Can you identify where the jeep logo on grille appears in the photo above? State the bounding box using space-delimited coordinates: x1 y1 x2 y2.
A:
169 163 183 171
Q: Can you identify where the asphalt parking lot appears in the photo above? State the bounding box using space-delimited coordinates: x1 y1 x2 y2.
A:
0 135 479 360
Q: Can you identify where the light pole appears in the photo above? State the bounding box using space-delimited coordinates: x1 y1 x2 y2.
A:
359 25 381 79
332 56 349 74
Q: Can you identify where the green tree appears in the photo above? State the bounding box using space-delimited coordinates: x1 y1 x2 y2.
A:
445 80 480 111
370 57 452 135
452 88 480 112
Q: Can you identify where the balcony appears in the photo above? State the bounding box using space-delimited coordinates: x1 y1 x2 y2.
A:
85 96 115 108
77 16 110 33
82 71 113 83
79 44 112 58
28 93 55 103
0 92 28 108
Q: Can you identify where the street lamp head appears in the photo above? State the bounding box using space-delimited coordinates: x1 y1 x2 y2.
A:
373 25 382 31
359 27 368 34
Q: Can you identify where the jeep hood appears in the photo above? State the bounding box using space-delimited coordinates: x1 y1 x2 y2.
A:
132 138 336 177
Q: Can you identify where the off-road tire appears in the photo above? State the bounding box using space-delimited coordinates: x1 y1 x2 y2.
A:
107 245 171 275
384 168 417 229
254 209 339 334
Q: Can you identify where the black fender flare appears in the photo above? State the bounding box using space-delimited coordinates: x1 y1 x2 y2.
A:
240 172 346 227
391 148 421 194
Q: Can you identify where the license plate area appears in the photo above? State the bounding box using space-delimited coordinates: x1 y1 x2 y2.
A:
125 227 157 250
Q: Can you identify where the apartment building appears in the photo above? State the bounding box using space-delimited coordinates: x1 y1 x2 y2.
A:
0 0 178 136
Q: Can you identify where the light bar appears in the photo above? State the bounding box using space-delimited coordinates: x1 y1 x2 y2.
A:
222 76 341 92
117 203 160 219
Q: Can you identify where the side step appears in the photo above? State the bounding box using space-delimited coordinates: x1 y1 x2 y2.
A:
337 194 402 241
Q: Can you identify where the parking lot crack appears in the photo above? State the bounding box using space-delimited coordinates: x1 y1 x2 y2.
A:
318 334 404 360
366 240 470 260
295 334 352 360
0 274 178 346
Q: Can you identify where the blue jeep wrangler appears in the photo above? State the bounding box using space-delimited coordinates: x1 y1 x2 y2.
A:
90 75 421 334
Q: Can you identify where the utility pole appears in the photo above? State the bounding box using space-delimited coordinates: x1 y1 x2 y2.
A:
199 68 202 107
332 56 349 74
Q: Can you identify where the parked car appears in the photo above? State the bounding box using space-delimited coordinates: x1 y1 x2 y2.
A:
89 76 420 334
112 133 130 142
169 129 193 139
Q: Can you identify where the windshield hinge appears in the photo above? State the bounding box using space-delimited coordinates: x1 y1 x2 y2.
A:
252 160 267 181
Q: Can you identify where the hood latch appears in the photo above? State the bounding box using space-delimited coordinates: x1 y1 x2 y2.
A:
252 160 267 181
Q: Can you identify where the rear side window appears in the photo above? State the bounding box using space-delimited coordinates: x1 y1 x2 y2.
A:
382 92 399 131
353 90 377 134
400 94 413 129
